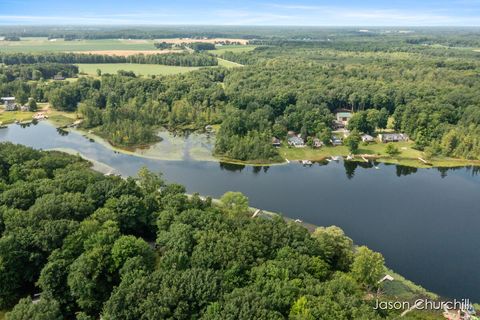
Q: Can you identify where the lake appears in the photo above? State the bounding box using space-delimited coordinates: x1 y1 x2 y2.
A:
1 121 479 302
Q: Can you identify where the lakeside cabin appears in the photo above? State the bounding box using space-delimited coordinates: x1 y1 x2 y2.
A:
1 97 17 111
334 109 353 128
288 136 305 147
313 138 323 148
378 133 409 143
361 134 375 143
330 136 343 146
272 137 281 147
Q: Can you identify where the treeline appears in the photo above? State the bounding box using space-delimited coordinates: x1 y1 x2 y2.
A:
0 63 78 82
189 42 216 51
2 34 480 161
0 143 397 320
0 52 218 67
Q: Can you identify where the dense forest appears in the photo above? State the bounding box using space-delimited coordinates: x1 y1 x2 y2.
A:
0 143 399 320
1 29 480 161
0 52 218 67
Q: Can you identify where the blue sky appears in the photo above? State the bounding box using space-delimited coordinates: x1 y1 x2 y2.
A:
0 0 479 26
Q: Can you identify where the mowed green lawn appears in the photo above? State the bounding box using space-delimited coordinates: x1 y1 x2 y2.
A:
0 38 156 52
77 63 201 76
217 58 243 68
281 141 421 160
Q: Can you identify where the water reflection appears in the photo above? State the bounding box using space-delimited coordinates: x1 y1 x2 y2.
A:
56 128 69 136
219 162 245 172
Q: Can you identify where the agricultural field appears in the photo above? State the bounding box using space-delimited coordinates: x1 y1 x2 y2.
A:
72 49 182 56
0 38 158 52
153 38 249 45
0 37 252 53
77 63 202 76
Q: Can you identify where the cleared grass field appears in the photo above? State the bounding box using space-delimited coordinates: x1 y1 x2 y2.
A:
0 38 157 52
77 63 201 76
217 58 243 68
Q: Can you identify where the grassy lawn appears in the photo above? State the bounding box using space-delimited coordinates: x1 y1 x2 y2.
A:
0 310 6 320
281 141 421 160
280 141 480 168
217 58 243 68
0 103 79 126
0 111 35 124
77 63 202 76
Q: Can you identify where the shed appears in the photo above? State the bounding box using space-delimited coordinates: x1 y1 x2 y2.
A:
361 134 375 143
1 97 17 111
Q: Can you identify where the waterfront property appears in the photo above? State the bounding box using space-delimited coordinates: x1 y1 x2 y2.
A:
272 137 281 147
361 134 375 143
313 138 323 148
334 109 353 128
1 121 480 302
331 136 343 146
1 97 16 111
378 133 409 143
288 135 305 147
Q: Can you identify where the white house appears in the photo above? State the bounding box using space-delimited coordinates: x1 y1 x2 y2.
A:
1 97 16 111
361 134 375 143
378 133 409 143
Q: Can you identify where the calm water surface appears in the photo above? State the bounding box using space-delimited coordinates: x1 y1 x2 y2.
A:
1 122 479 301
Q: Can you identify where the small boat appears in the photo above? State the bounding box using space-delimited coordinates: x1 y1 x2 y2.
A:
294 219 303 223
331 156 341 161
346 154 354 160
301 160 312 165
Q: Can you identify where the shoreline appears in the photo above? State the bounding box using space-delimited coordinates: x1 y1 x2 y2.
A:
67 126 480 169
4 118 475 169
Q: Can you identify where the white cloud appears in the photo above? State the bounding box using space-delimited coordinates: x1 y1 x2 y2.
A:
0 2 479 26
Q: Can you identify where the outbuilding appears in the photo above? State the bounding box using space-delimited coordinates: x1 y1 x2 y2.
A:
1 97 17 111
378 133 409 143
361 134 375 143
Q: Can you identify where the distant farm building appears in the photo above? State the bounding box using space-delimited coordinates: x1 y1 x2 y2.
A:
53 74 66 81
378 133 409 143
1 97 16 111
361 134 375 143
288 136 305 147
334 109 353 128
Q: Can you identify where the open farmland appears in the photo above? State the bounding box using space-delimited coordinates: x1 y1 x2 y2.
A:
0 37 251 53
77 63 202 76
0 38 158 52
72 49 183 56
153 37 249 45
